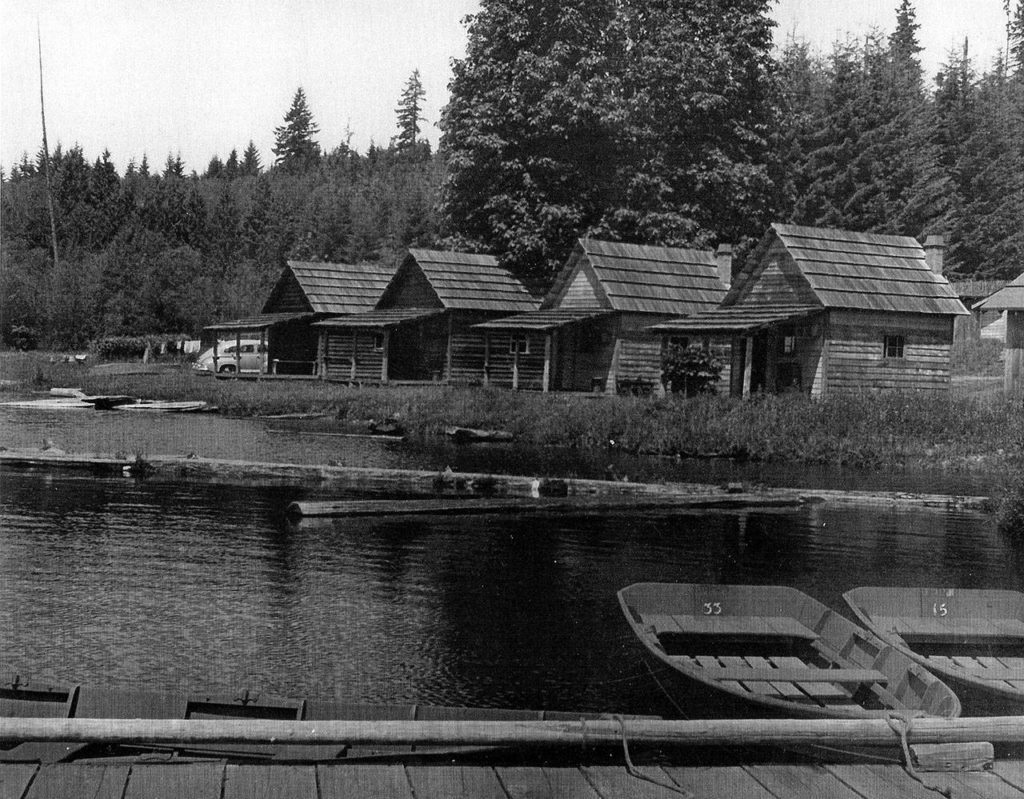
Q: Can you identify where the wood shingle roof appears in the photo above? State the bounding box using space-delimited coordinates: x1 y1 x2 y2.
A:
406 249 539 313
976 272 1024 311
750 224 967 315
280 261 394 315
551 239 726 315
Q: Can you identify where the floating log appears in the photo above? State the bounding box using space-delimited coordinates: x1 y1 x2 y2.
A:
287 494 805 518
445 426 514 443
1 716 1022 748
0 450 992 511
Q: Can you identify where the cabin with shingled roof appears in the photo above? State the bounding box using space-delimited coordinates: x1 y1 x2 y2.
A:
203 261 393 377
314 249 538 383
652 224 968 397
976 271 1024 395
474 238 728 392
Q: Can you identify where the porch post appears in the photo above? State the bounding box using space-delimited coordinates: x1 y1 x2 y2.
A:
316 329 326 379
512 339 520 390
212 339 219 373
445 314 454 382
483 333 491 387
742 336 754 397
259 328 267 378
350 330 357 382
542 333 551 393
235 331 241 377
381 329 390 384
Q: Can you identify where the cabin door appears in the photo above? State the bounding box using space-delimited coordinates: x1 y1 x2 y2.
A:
750 334 769 393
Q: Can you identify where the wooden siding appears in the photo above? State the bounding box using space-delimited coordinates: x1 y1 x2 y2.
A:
323 330 384 382
611 313 672 389
480 331 548 390
449 313 496 385
556 319 618 391
265 272 313 314
559 268 604 309
384 263 443 309
733 240 819 307
824 310 954 394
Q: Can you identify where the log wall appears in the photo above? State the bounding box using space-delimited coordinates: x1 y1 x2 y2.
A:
824 310 954 394
323 330 384 382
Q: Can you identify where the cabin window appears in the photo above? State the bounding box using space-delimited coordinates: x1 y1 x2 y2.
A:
372 333 385 351
883 334 905 359
509 335 530 355
782 335 795 354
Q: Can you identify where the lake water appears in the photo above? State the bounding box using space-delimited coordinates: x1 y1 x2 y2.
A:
2 464 1019 718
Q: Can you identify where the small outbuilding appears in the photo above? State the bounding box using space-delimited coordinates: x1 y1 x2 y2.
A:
652 224 968 397
204 261 393 376
473 238 728 392
949 278 1009 341
975 271 1024 394
314 249 538 383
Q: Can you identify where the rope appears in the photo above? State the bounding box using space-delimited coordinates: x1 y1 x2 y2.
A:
887 711 953 798
614 715 695 798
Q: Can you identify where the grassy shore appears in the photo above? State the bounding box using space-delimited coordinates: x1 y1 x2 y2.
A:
2 351 1020 474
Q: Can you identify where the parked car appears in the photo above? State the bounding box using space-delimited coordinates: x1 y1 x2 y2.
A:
193 340 267 374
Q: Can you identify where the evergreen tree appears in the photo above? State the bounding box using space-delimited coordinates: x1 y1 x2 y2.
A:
241 140 262 176
163 153 185 179
394 69 427 152
1010 0 1024 76
440 0 623 281
139 154 150 177
603 0 780 248
272 88 321 173
224 148 240 179
204 155 224 179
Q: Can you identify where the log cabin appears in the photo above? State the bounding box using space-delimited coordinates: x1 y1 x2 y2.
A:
204 261 393 376
652 224 968 397
975 272 1024 395
473 239 728 392
314 249 538 384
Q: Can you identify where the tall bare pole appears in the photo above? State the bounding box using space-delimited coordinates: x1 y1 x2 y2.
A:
37 20 60 269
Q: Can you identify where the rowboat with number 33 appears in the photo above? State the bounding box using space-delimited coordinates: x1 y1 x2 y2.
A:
618 583 960 719
844 586 1024 714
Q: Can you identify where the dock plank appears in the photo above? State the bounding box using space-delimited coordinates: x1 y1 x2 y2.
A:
950 771 1024 799
662 765 776 798
994 761 1024 791
222 765 315 799
124 764 223 799
318 765 413 799
497 766 602 799
582 766 689 798
406 766 508 799
0 764 36 799
827 763 942 799
744 764 864 799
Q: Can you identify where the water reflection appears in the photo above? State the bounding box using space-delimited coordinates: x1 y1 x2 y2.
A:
0 469 1019 717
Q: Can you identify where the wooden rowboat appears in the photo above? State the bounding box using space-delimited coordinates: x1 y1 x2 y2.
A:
618 583 960 719
844 586 1024 714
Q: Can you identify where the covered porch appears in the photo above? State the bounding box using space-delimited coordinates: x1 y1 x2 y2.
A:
651 305 824 397
473 309 614 391
315 309 448 383
203 312 318 377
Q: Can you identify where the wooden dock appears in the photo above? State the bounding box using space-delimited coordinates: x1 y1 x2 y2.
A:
2 758 1023 798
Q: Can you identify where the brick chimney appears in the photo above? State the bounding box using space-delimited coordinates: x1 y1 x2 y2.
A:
924 234 944 275
716 244 733 289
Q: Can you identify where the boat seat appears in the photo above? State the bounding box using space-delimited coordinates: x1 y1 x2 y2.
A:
872 616 1024 643
693 666 888 685
644 614 818 640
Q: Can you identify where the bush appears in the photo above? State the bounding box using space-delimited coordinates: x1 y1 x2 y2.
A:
998 477 1024 540
661 344 722 396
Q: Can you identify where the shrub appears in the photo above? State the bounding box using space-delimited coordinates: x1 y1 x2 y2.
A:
661 344 722 396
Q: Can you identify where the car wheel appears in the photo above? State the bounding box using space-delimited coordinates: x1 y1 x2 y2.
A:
218 364 236 373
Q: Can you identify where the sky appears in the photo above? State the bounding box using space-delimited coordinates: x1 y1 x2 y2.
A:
0 0 1011 175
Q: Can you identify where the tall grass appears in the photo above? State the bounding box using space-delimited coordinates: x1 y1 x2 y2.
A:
3 352 1021 471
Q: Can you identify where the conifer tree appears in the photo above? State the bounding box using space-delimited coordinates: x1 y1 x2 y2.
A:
241 141 262 176
394 69 427 152
272 88 321 173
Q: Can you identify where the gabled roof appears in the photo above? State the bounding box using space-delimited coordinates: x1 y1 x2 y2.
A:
736 224 967 315
269 261 394 315
398 249 539 313
651 305 823 335
976 272 1024 311
205 312 316 332
547 239 727 315
474 308 615 331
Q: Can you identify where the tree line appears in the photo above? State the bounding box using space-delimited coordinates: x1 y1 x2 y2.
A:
2 1 1022 350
